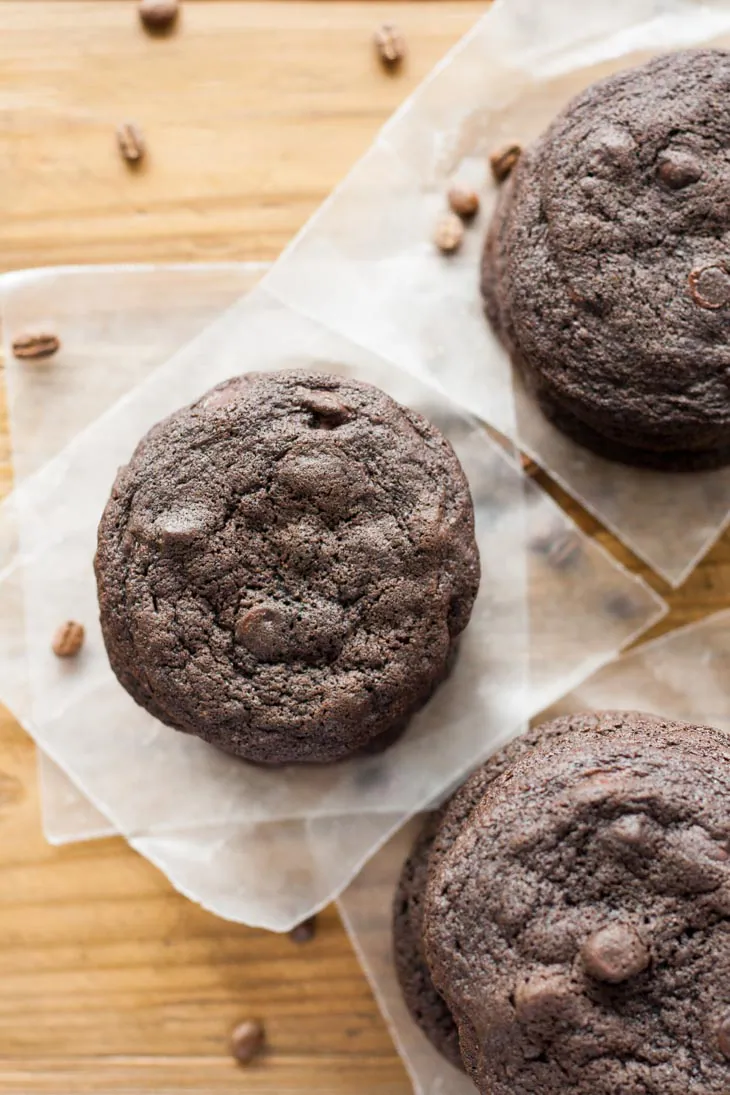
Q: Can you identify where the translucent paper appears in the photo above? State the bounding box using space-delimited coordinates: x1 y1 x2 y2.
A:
3 264 267 483
0 264 664 929
337 609 730 1095
261 0 730 585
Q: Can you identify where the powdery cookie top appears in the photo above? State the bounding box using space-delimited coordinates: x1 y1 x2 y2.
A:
483 50 730 468
424 711 730 1094
96 370 480 765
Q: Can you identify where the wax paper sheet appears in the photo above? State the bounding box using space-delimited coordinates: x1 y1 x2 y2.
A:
261 0 730 586
337 608 730 1095
2 263 267 483
0 263 267 844
0 263 664 929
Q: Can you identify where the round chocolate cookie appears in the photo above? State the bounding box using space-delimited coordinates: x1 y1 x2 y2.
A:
393 719 578 1068
424 711 730 1095
482 50 730 470
96 369 480 765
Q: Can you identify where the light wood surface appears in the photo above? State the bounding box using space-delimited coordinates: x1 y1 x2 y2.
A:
0 4 728 1094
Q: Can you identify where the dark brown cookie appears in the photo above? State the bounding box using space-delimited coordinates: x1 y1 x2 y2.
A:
393 719 579 1068
482 50 730 470
393 771 493 1070
96 369 480 765
424 711 730 1095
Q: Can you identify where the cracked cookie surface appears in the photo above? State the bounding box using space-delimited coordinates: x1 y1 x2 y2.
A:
424 712 730 1094
393 718 585 1069
96 369 480 765
482 49 730 469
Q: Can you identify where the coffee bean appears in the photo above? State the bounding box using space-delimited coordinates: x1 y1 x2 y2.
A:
230 1019 265 1065
289 916 317 944
374 23 405 67
490 142 522 183
138 0 179 32
12 333 60 360
581 923 649 983
52 621 85 658
448 187 480 219
434 213 465 254
117 122 145 165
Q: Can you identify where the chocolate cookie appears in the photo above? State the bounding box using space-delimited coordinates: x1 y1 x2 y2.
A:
96 369 480 765
393 719 577 1067
393 769 494 1069
482 50 730 470
424 711 730 1095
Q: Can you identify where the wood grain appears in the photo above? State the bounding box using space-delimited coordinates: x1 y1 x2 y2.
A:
0 4 484 1093
0 1 485 270
0 3 728 1094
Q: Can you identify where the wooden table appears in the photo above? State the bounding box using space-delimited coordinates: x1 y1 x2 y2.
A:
0 4 728 1093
